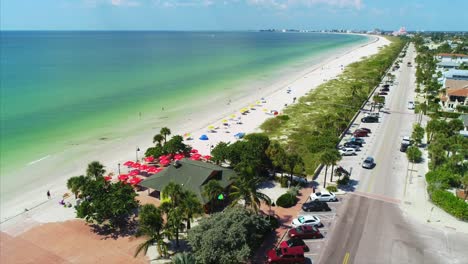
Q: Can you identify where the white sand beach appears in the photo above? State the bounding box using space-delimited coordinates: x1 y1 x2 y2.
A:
0 34 390 234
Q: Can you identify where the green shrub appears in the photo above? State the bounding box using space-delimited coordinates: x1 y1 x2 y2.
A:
287 186 301 196
407 146 423 163
280 177 289 188
337 176 350 186
276 193 297 208
265 216 280 230
326 185 338 192
430 189 468 221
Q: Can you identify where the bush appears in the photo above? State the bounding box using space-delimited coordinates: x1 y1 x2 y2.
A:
407 146 423 163
430 189 468 221
265 216 280 230
287 186 301 196
276 193 297 208
326 185 338 192
337 175 350 186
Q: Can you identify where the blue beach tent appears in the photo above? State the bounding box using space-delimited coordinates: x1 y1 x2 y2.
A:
234 132 245 139
199 134 209 140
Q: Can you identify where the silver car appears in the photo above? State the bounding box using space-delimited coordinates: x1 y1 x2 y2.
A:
362 157 375 169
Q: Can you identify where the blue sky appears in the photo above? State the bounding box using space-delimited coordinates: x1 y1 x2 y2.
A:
1 0 467 31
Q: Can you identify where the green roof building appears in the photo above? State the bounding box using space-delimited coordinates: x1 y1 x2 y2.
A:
140 158 236 204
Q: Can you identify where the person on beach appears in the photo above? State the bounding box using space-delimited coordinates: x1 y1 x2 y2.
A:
47 190 51 199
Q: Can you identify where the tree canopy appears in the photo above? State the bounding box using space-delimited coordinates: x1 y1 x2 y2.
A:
187 207 271 264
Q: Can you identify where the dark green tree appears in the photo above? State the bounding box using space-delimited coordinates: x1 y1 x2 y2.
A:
187 207 271 264
210 142 230 165
163 135 191 154
203 180 224 213
153 134 165 147
412 123 425 146
76 180 139 231
229 171 271 213
160 127 171 144
407 146 423 163
66 175 89 198
86 161 106 179
134 204 170 258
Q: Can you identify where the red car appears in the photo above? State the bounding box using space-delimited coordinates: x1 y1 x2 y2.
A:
280 238 309 252
288 225 323 239
357 127 371 134
266 246 305 263
353 130 368 137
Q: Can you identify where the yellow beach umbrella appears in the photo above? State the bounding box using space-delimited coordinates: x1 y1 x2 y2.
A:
263 108 268 112
230 114 236 119
222 119 228 123
256 100 261 105
208 125 215 130
250 104 255 109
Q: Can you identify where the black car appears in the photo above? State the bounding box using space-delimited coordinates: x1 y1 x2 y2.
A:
344 142 361 149
381 87 390 92
400 143 408 152
361 116 378 123
301 201 331 212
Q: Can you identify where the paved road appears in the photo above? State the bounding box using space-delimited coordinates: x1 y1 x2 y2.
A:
319 44 468 264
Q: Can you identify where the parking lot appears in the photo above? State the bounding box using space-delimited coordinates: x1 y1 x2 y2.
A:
276 194 346 263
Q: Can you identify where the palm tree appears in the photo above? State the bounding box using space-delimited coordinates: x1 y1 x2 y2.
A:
165 206 184 248
284 153 304 185
320 149 338 188
202 180 224 213
86 161 105 179
327 149 342 182
230 173 271 213
134 204 171 258
266 141 286 178
160 127 171 144
172 252 196 264
181 190 203 230
66 175 88 198
162 182 184 207
153 134 165 146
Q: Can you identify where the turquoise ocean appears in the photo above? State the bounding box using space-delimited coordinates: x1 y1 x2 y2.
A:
0 31 367 202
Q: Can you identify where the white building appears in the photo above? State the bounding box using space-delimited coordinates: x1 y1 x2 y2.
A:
435 53 468 63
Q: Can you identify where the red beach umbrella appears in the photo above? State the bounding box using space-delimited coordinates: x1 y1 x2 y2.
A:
123 161 134 167
190 149 198 154
118 174 129 181
160 159 171 167
132 162 141 169
129 169 140 176
145 156 155 163
140 164 149 171
174 154 185 160
104 175 112 181
203 155 212 160
129 177 142 185
190 155 201 161
147 166 157 173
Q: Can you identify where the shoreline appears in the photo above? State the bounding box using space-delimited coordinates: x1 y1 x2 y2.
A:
0 34 387 229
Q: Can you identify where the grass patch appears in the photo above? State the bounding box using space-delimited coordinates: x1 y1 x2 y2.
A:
260 37 406 174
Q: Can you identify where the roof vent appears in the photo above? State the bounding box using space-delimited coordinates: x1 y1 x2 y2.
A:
173 160 181 168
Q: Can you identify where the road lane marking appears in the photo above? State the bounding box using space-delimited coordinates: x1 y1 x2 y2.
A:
342 252 350 264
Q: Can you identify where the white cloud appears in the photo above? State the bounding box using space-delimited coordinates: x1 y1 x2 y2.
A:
82 0 141 7
153 0 215 7
246 0 363 10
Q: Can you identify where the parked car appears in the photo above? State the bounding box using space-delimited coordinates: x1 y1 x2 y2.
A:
361 116 378 123
339 148 356 156
288 225 323 239
380 87 390 92
379 92 388 96
353 130 368 137
402 136 412 146
266 247 306 263
400 143 408 152
364 112 380 118
310 191 338 202
382 84 390 88
349 137 365 144
408 101 415 110
362 157 375 169
280 238 309 252
356 127 371 134
301 201 331 212
345 140 362 147
292 215 321 228
342 142 360 150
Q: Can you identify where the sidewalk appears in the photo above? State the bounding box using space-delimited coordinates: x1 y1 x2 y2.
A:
401 117 468 233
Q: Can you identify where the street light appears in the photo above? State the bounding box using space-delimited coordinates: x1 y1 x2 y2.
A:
136 147 140 162
118 163 121 175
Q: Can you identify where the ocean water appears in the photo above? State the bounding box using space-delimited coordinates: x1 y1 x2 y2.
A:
0 31 367 194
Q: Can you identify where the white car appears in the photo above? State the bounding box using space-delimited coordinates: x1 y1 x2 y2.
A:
402 136 412 146
310 191 338 202
408 101 415 110
364 112 380 118
339 148 356 156
292 215 321 228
